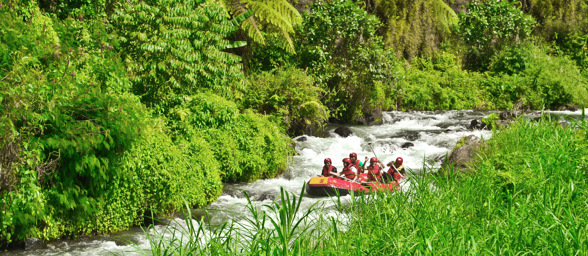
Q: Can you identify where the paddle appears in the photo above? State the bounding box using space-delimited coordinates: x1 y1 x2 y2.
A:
338 175 361 184
367 143 379 161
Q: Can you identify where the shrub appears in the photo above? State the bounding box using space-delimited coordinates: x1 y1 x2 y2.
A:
244 66 328 136
117 126 222 214
168 93 294 182
484 45 588 110
397 54 492 110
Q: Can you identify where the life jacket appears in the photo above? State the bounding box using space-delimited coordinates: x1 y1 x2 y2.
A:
366 164 382 181
341 165 356 180
388 164 404 182
353 159 363 174
322 165 335 177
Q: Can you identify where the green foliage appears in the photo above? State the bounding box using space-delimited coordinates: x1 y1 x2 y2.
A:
168 93 294 182
0 2 153 243
113 0 247 112
396 45 588 111
0 1 226 245
369 0 458 60
484 45 588 109
522 0 588 71
243 66 328 135
397 53 492 110
38 0 114 20
558 32 588 71
489 43 533 75
118 126 222 214
220 0 302 53
246 33 298 73
459 0 536 70
297 0 398 122
482 113 499 129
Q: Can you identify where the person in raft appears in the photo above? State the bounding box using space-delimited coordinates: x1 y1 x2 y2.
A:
363 157 384 182
339 158 359 182
349 152 364 174
385 157 405 182
321 158 339 177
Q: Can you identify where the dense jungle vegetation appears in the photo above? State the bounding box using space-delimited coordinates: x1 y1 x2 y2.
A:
0 0 587 248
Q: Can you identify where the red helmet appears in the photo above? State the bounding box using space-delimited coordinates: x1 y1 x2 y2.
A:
370 157 377 163
349 152 357 158
324 158 332 164
342 158 351 164
395 157 403 165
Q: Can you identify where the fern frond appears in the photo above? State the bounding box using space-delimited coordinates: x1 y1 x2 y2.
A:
221 0 301 53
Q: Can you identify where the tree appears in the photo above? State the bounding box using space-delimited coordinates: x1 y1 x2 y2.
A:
366 0 458 60
297 0 397 123
113 0 248 111
458 0 535 70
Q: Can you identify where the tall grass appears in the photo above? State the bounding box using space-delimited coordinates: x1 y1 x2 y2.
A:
339 116 588 255
136 116 587 255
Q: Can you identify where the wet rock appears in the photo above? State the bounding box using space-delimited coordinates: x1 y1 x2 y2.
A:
256 193 275 201
143 212 172 226
469 119 487 130
357 110 384 125
397 130 420 141
25 238 46 250
499 110 523 120
400 142 414 149
436 121 455 129
295 136 308 142
115 239 133 246
557 104 580 111
438 135 484 177
334 126 353 137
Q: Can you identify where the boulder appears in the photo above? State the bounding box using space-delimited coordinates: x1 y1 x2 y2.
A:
356 110 384 126
334 126 353 137
25 238 46 251
438 135 484 177
295 136 308 142
469 119 487 130
400 142 414 149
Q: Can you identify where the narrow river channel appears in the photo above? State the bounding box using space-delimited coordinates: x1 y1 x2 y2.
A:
5 109 584 255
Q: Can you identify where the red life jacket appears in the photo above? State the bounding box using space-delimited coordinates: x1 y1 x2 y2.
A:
367 164 381 181
388 165 404 182
341 166 356 180
322 165 335 176
353 159 363 174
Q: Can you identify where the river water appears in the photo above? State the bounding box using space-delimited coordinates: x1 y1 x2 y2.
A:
5 109 584 255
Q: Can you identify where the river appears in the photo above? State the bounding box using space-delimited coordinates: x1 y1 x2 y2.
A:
5 109 584 255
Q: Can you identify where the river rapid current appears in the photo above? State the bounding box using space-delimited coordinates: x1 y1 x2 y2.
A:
5 109 585 256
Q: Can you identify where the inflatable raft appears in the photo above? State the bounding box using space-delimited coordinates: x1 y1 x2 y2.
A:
305 174 400 196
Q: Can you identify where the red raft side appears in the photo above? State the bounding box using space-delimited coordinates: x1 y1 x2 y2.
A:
306 176 367 196
364 182 400 193
305 176 400 196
